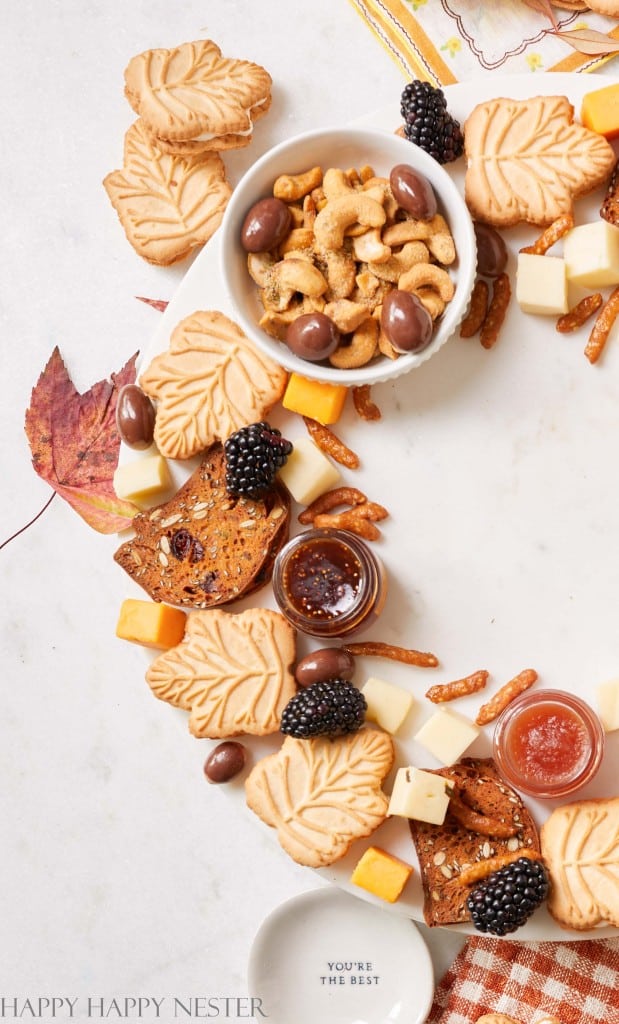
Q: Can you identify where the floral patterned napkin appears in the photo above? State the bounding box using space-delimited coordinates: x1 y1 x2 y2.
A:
348 0 619 83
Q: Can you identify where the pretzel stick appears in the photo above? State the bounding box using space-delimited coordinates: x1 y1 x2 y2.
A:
460 279 489 338
426 669 489 704
448 791 519 838
480 273 511 350
298 487 368 524
556 293 602 334
457 849 541 888
313 510 381 541
342 641 439 667
352 384 381 421
303 417 360 468
519 214 574 256
584 286 619 365
475 669 538 726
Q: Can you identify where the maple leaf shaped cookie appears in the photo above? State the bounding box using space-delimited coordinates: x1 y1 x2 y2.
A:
541 797 619 930
245 729 394 867
145 608 296 738
103 121 231 265
139 310 287 459
464 95 615 227
124 39 272 143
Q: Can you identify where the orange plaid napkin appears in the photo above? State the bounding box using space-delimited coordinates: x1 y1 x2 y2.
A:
426 935 619 1024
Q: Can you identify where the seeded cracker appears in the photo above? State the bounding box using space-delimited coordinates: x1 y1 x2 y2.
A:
408 757 541 927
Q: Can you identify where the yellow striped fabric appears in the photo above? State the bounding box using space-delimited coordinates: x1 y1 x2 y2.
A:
349 0 619 83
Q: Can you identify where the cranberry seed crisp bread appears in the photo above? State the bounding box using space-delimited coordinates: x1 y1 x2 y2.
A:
114 444 290 609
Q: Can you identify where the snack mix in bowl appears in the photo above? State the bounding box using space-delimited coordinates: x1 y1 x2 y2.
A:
220 127 477 386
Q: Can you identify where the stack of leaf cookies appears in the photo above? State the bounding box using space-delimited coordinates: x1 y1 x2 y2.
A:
104 39 272 265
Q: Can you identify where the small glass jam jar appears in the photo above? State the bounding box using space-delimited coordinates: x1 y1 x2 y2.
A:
493 689 605 799
272 527 387 638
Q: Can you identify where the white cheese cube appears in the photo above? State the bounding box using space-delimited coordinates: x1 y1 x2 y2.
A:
361 677 414 735
414 707 480 765
388 766 454 824
277 436 341 506
113 454 172 507
563 221 619 288
516 253 568 315
595 678 619 732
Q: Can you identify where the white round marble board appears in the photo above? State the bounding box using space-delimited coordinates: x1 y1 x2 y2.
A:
119 73 619 939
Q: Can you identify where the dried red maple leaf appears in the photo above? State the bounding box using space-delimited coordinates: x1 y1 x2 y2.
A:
136 295 169 312
25 347 139 534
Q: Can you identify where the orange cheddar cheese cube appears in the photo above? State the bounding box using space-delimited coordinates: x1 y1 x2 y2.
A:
282 373 347 425
582 82 619 140
116 598 186 650
350 846 413 903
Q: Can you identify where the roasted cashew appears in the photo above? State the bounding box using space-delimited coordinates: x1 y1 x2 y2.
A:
247 251 275 288
302 194 317 229
355 269 381 298
382 213 452 247
362 175 389 189
283 248 314 264
329 316 379 369
287 204 305 228
378 333 398 360
382 220 432 246
323 168 356 201
359 164 375 184
259 301 305 340
352 228 391 264
263 258 328 311
345 167 362 188
310 186 327 211
273 166 323 202
415 286 446 321
314 194 386 251
259 296 325 340
398 263 455 302
369 241 429 283
279 227 315 255
324 299 370 333
320 249 357 300
362 178 399 221
427 232 456 265
351 278 390 312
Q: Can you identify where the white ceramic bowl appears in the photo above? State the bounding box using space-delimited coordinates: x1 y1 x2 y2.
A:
219 126 477 386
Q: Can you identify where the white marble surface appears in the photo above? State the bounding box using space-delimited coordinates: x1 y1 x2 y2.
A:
0 1 468 1016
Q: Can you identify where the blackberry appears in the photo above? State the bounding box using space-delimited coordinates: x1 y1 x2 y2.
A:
466 857 549 936
224 421 292 499
280 679 366 739
400 81 464 164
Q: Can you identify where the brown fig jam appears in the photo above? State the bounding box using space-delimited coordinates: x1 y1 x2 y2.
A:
272 528 387 638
